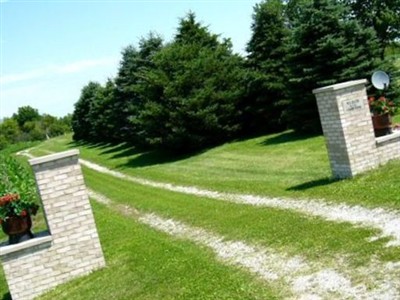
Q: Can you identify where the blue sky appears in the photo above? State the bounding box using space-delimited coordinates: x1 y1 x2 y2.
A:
0 0 260 119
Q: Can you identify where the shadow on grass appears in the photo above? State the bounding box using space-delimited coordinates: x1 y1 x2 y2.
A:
287 177 340 191
68 139 202 168
116 149 201 169
68 140 113 150
2 292 11 300
260 131 321 146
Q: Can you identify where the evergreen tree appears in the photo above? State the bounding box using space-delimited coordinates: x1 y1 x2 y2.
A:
285 0 380 132
87 79 117 141
174 12 219 48
72 82 102 140
343 0 400 59
114 33 164 142
244 0 289 134
136 13 246 152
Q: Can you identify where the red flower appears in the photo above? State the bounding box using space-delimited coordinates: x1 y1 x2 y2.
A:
0 194 19 204
20 210 27 217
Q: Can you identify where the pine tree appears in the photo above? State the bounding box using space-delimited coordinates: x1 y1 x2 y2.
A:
72 82 102 140
285 0 380 132
114 33 163 143
136 13 246 152
343 0 400 59
244 0 289 134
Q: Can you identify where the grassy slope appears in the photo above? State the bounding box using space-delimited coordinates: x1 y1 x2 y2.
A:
83 166 400 266
32 165 400 299
32 131 400 209
2 129 399 298
39 202 278 300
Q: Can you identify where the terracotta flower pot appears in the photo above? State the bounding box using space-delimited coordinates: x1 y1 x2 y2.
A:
371 113 392 137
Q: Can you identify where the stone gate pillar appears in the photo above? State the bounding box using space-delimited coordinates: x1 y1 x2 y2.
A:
313 79 378 178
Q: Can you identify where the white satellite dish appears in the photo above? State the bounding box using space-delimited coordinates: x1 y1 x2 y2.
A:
371 71 390 90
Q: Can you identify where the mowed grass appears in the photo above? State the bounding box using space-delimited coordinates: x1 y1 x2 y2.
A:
83 166 400 267
2 130 400 298
37 201 278 300
32 131 400 209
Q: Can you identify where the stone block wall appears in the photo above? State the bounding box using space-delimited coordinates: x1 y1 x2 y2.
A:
313 79 400 178
0 150 105 300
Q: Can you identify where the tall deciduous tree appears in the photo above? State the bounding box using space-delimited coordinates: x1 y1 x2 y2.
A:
0 118 21 146
244 0 289 134
12 106 40 129
285 0 380 132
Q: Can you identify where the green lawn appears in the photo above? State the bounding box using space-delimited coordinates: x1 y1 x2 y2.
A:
39 201 279 300
393 113 400 123
83 166 400 267
31 131 400 209
1 130 399 298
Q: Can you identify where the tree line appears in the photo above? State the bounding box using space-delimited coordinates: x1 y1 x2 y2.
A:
0 106 71 150
72 0 400 152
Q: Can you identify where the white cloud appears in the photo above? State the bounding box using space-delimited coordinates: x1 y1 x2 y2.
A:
0 56 119 118
0 57 119 85
55 57 118 74
0 68 50 85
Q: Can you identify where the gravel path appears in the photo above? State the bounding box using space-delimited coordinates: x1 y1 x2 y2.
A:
18 149 400 246
19 149 400 298
88 189 400 300
80 159 400 247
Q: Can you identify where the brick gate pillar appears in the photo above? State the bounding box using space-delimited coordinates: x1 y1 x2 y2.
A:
313 79 379 178
0 150 105 300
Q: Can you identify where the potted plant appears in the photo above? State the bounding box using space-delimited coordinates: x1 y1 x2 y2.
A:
1 155 40 245
0 193 39 244
368 96 398 137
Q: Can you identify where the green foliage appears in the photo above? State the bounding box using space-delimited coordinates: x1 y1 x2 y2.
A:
87 79 117 141
134 14 246 151
0 108 70 151
115 33 164 143
244 0 290 134
0 155 38 199
343 0 400 59
285 0 381 132
0 118 21 149
70 2 400 149
12 106 40 129
72 13 245 152
72 82 103 141
174 12 219 48
368 95 399 115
